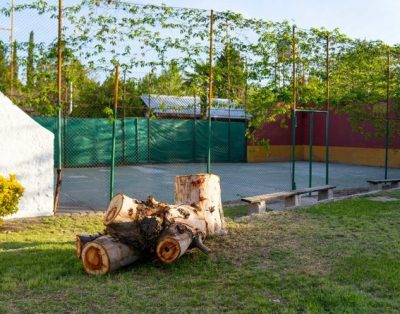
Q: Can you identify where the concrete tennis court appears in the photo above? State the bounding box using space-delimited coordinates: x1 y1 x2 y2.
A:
58 161 400 210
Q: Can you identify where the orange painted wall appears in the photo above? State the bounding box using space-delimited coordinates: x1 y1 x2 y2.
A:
247 145 303 162
248 145 400 168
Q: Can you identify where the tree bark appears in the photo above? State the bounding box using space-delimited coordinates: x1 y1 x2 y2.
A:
76 233 102 259
175 174 227 235
165 204 207 235
105 215 163 253
105 204 206 254
81 235 141 275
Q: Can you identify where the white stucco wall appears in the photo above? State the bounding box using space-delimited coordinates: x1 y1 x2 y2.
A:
0 92 54 219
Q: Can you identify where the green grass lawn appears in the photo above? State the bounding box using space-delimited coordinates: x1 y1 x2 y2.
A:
1 191 400 313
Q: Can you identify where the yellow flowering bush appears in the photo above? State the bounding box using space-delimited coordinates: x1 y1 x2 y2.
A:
0 174 24 225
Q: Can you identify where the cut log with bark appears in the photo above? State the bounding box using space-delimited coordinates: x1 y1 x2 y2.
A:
76 233 102 258
77 173 226 275
81 235 141 275
165 204 207 235
104 194 169 225
156 224 193 263
104 193 140 225
175 174 227 235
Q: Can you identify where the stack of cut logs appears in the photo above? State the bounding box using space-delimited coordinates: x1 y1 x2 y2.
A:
76 174 226 275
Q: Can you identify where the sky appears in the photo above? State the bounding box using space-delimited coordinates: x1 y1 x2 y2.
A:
129 0 400 45
1 0 400 45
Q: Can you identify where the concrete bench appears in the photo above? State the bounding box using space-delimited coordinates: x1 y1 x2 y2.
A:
241 185 336 214
367 178 400 191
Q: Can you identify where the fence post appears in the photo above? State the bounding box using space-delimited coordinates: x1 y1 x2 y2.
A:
135 118 139 163
309 112 314 190
53 0 63 213
9 0 14 96
384 48 391 179
110 64 119 201
291 25 297 190
325 34 330 185
122 67 127 164
207 9 214 174
193 99 196 162
63 115 66 167
228 106 231 162
147 95 151 163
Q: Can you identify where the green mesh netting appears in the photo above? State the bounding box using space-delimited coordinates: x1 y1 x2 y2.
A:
34 117 246 167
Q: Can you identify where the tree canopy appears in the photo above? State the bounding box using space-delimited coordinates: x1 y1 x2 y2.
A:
0 1 398 139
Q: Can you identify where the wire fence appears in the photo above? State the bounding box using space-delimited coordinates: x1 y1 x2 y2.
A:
1 1 400 210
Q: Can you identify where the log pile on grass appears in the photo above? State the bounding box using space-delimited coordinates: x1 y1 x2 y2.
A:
76 174 226 275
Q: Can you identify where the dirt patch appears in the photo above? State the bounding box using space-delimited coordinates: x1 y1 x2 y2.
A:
334 187 369 197
367 196 399 202
211 212 334 275
0 217 46 233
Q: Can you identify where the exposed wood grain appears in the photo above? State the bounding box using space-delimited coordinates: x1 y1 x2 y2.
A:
175 174 226 235
76 233 102 258
156 224 192 263
81 235 140 275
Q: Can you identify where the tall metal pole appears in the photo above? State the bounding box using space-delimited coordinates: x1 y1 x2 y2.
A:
384 48 390 179
226 22 232 162
326 35 330 112
9 0 14 95
122 66 127 164
68 81 73 114
57 0 62 110
309 112 314 191
291 25 297 190
292 26 296 111
110 64 119 201
325 34 330 185
207 10 214 174
53 0 63 212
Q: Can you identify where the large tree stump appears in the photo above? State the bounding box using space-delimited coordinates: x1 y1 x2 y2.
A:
175 174 226 235
81 235 141 275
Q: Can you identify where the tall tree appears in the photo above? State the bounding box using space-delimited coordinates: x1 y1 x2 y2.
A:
26 31 35 88
214 44 247 103
12 41 18 82
0 40 9 92
154 61 184 96
184 62 209 118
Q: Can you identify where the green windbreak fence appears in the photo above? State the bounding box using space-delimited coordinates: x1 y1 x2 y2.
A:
33 117 246 167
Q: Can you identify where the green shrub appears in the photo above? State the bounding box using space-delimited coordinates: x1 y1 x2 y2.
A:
0 174 24 224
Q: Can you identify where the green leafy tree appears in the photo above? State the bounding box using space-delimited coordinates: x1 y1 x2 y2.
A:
184 62 209 118
0 40 9 92
26 42 95 116
26 31 35 88
330 40 388 137
214 44 247 103
12 41 18 83
154 62 185 96
5 1 400 140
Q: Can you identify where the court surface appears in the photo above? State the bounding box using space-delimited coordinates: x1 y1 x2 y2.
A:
58 161 400 210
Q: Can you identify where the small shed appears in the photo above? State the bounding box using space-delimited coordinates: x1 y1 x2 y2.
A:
140 94 249 121
0 92 54 219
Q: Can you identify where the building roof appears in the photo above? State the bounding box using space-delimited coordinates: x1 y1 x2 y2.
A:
140 94 249 120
